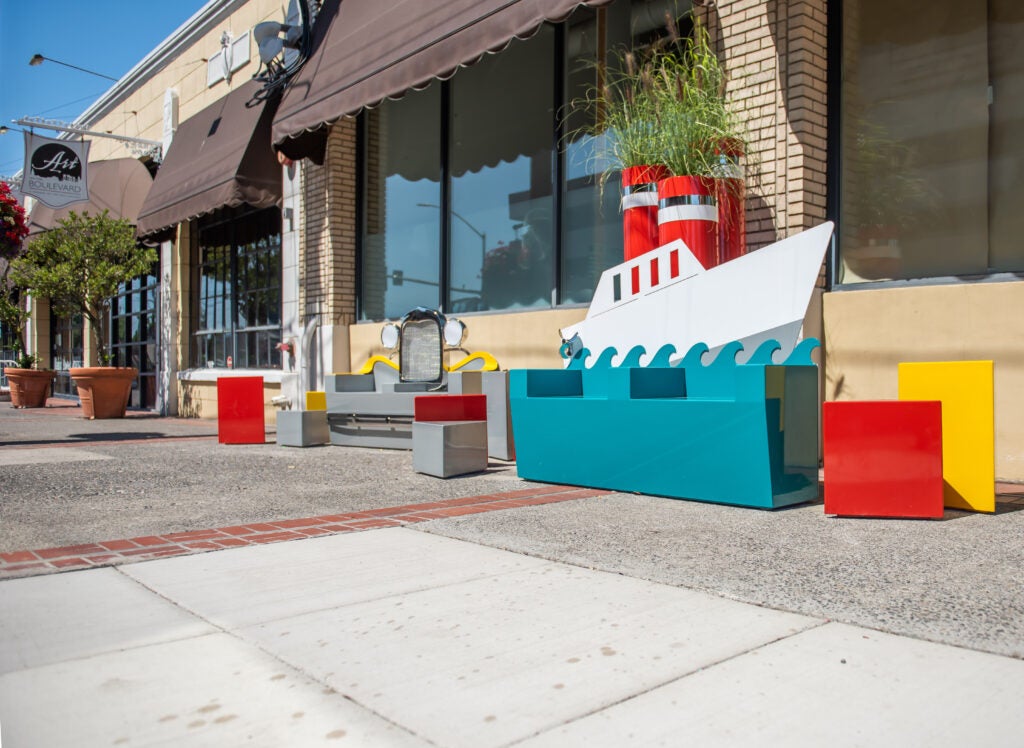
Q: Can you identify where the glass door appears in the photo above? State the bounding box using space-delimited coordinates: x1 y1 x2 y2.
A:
50 312 84 398
109 264 160 410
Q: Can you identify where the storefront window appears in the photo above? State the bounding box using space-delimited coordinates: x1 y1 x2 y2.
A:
194 207 282 368
839 0 1024 284
362 86 443 319
450 26 555 312
562 9 625 305
358 1 692 319
360 32 555 320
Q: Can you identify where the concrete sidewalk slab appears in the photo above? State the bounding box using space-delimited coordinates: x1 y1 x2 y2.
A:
5 526 1024 747
238 548 817 748
0 568 215 673
0 632 429 747
420 492 1024 658
519 622 1024 747
122 529 553 628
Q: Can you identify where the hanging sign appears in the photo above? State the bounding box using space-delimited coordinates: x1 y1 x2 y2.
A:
22 131 91 208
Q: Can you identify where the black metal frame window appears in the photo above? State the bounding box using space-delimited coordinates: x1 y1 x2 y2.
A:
194 206 282 368
109 263 160 409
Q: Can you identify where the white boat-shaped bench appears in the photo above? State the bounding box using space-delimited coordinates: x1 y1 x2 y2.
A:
560 222 834 365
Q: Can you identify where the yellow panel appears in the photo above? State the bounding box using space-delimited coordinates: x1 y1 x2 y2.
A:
898 361 994 512
354 356 398 375
305 391 327 412
447 351 500 372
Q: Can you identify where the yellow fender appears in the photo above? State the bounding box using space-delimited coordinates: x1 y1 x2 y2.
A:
447 351 499 372
343 351 497 376
353 355 399 375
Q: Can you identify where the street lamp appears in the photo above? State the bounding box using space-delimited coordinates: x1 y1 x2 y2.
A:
28 54 117 82
416 202 487 287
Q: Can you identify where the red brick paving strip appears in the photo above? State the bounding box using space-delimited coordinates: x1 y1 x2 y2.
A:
0 485 611 577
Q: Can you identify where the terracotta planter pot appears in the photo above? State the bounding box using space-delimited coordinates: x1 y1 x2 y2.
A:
4 368 56 408
70 367 137 419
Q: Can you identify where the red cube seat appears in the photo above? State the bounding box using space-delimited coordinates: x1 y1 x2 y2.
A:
823 400 943 518
217 376 265 444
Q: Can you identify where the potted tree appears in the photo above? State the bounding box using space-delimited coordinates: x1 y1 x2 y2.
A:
2 341 55 409
12 210 156 418
0 181 54 408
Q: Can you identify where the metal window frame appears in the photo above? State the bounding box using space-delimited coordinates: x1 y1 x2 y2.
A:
193 206 283 368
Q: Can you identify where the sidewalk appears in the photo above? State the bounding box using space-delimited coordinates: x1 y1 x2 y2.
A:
3 528 1024 747
2 402 1024 745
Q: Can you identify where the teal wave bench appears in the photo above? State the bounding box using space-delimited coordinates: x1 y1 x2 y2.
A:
509 340 820 509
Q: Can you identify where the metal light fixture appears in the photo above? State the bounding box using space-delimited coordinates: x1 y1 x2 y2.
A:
443 318 467 348
28 54 117 82
381 323 400 350
253 0 314 101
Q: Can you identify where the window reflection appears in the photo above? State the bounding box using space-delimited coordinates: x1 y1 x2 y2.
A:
449 26 555 312
840 0 1024 283
562 10 625 304
362 85 442 320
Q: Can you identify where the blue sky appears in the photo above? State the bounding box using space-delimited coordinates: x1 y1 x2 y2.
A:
0 1 206 181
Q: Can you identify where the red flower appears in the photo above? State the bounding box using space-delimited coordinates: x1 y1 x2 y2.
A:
0 181 29 260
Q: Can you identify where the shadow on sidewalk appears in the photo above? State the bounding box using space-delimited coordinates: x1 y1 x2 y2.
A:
0 432 217 448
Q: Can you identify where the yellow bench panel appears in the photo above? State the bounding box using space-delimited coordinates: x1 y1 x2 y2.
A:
898 361 994 513
305 391 327 412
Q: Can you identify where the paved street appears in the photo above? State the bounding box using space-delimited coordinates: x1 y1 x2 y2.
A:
0 399 544 551
2 399 1024 746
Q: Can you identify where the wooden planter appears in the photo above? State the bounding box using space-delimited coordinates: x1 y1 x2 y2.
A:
70 367 137 419
4 368 56 408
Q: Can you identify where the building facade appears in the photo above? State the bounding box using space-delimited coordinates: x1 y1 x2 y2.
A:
17 0 1024 480
24 0 295 420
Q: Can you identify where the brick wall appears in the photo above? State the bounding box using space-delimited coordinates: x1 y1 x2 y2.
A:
699 0 828 252
300 120 358 327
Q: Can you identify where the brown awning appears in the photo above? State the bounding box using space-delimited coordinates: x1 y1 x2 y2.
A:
272 0 614 162
137 80 281 237
28 158 153 235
